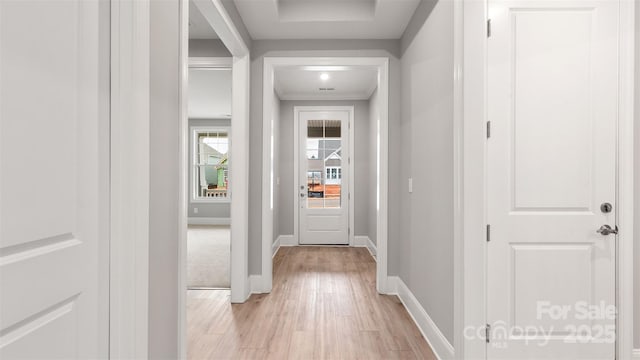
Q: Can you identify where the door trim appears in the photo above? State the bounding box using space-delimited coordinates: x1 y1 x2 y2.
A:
459 0 636 358
262 57 390 294
616 0 636 356
292 106 355 246
110 0 151 358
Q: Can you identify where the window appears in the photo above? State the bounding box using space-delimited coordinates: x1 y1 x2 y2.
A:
326 166 342 180
192 127 230 201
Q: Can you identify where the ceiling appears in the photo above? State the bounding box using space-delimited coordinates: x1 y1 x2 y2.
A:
274 66 378 100
189 0 219 39
233 0 421 39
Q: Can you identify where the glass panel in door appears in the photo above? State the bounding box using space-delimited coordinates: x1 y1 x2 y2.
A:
306 119 342 209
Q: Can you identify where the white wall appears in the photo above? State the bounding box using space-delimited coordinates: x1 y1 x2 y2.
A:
399 0 454 345
275 99 373 240
149 0 180 357
248 40 402 275
368 89 379 245
634 0 640 349
189 39 231 57
272 90 281 242
188 68 231 119
220 0 252 50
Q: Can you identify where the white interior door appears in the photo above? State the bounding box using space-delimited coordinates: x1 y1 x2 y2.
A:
298 109 350 245
487 0 619 358
0 1 109 358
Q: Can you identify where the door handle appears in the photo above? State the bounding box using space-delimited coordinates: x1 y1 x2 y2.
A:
300 192 306 198
596 225 618 236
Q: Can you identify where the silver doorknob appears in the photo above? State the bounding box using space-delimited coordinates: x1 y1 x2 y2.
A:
597 225 618 236
300 193 306 198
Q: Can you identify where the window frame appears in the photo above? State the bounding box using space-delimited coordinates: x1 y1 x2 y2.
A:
326 166 342 180
191 125 231 203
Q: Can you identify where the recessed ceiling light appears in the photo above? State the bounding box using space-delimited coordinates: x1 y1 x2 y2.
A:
320 73 330 81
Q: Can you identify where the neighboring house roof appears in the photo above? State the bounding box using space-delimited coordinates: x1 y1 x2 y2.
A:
312 139 342 161
202 143 223 157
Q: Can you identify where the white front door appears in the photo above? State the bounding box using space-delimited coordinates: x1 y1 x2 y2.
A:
297 109 350 245
0 1 109 358
487 0 619 358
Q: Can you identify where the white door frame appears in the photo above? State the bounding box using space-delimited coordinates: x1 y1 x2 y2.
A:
458 0 636 358
262 57 390 294
109 0 151 358
293 106 355 246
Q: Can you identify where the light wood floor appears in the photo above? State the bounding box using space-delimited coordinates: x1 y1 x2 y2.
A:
187 246 436 359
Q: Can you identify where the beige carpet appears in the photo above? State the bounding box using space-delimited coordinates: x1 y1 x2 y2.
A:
187 225 230 289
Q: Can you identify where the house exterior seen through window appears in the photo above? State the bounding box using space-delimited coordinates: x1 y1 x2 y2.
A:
193 127 229 201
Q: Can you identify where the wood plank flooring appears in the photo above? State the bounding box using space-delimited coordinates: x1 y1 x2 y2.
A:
187 246 436 359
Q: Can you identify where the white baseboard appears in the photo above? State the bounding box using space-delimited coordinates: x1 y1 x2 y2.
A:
353 236 377 259
366 237 377 257
386 275 398 294
273 235 296 258
249 275 263 294
187 217 230 225
389 276 454 360
272 237 281 257
278 235 296 246
633 349 640 358
353 235 368 247
234 276 253 304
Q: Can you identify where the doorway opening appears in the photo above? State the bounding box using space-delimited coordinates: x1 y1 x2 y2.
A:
186 58 232 290
261 57 390 294
178 0 251 357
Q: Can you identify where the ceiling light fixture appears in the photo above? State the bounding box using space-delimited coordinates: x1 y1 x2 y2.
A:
320 73 330 81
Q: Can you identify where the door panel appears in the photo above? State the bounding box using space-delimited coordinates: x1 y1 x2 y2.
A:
487 0 619 358
298 111 350 245
510 9 595 211
0 0 108 358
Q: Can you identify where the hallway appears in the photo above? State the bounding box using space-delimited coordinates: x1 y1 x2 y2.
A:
187 247 436 359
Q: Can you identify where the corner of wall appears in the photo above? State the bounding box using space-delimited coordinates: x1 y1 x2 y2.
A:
400 1 439 56
220 0 253 49
634 0 640 350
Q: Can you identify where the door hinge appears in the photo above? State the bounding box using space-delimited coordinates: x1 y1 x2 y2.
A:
486 121 491 138
485 324 491 343
486 224 491 242
487 19 492 37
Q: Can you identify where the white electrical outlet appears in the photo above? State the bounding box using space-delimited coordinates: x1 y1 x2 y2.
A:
408 178 413 193
193 207 198 214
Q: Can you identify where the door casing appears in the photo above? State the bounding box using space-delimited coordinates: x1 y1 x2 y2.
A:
293 106 355 246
